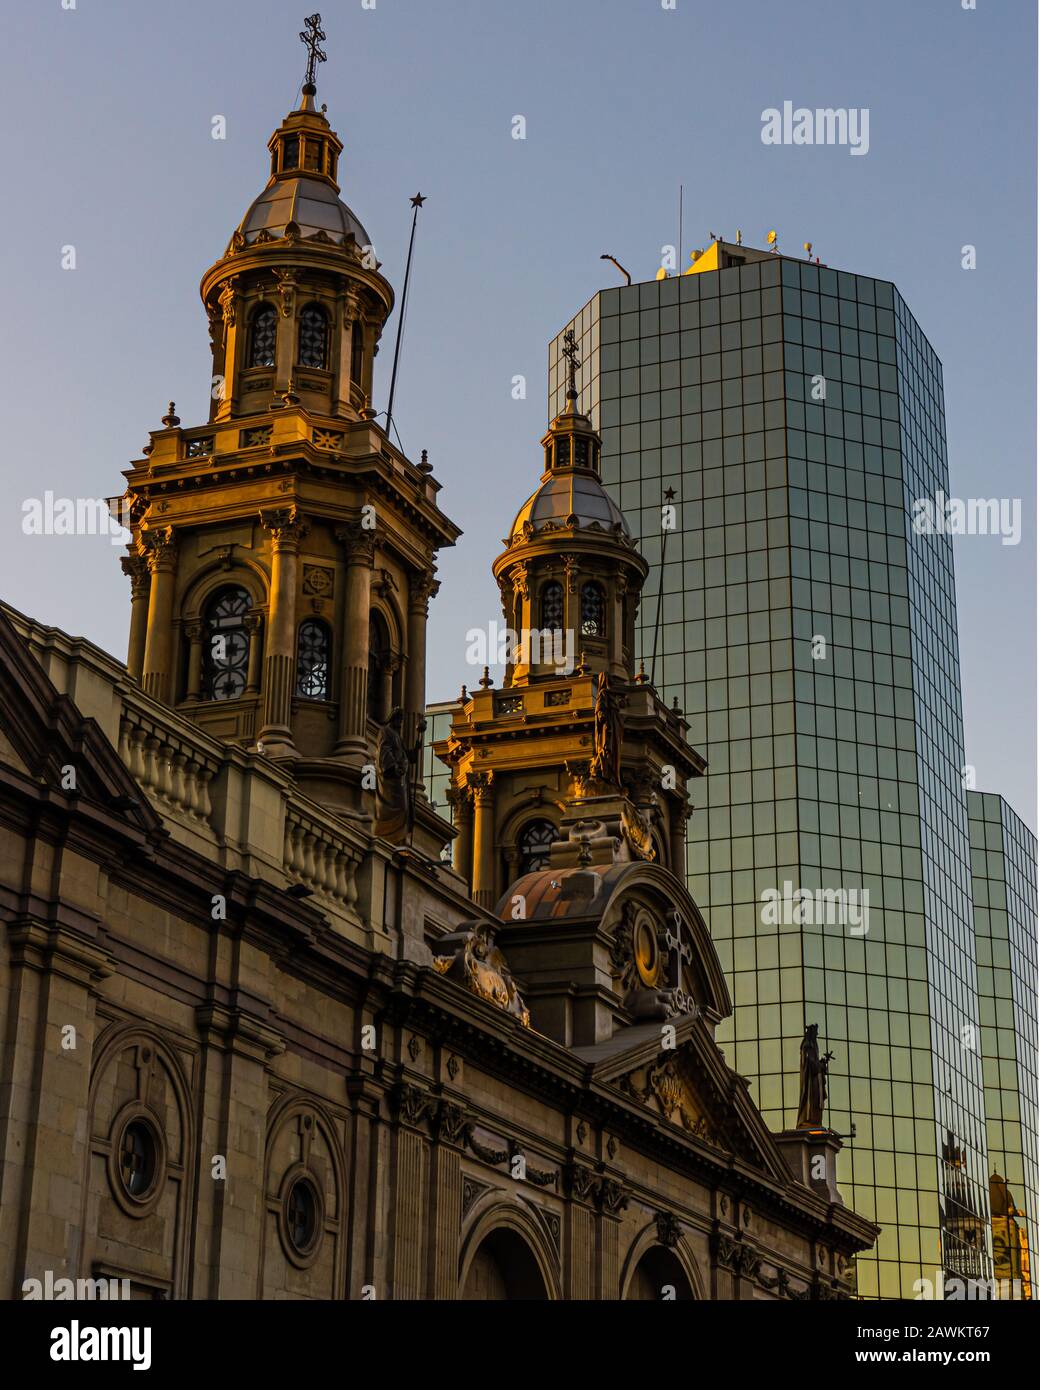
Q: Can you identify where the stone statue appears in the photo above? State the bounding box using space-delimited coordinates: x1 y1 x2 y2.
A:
797 1023 834 1129
374 707 415 840
590 671 625 789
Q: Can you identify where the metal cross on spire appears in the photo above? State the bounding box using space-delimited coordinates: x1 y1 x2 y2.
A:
562 329 581 401
299 13 327 91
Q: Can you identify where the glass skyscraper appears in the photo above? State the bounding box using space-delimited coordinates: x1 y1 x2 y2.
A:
968 790 1039 1298
549 244 1001 1298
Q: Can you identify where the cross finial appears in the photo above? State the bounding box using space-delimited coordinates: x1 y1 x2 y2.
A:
562 329 580 403
299 13 327 93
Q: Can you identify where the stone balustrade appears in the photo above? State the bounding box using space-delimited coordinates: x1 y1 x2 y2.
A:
118 701 218 826
283 806 361 915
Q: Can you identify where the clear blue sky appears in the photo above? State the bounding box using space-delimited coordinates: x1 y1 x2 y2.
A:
0 0 1034 826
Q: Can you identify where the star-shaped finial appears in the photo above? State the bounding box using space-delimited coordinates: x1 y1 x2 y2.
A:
410 192 426 208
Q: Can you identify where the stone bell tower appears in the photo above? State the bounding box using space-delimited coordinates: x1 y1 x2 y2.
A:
435 334 703 908
117 24 458 828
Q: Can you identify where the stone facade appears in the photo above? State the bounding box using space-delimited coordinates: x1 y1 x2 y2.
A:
0 60 876 1302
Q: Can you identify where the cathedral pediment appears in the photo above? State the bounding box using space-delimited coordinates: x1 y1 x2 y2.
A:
617 1050 725 1148
575 1018 794 1182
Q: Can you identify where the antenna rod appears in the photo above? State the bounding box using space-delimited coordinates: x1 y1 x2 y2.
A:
650 487 674 688
385 193 425 443
678 183 683 273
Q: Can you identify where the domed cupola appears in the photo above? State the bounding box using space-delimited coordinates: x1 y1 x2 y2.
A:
493 331 647 684
199 23 393 426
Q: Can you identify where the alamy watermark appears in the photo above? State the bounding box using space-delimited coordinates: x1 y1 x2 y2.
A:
761 101 869 156
22 493 132 547
465 621 575 673
760 881 869 935
912 491 1021 546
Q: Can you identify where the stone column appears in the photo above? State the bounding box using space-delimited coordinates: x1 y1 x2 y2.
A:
405 572 439 749
469 772 496 909
183 621 205 702
121 552 151 682
273 271 297 395
258 506 308 756
243 613 263 694
562 554 579 661
335 290 361 416
611 573 628 678
334 522 377 756
215 276 240 422
447 785 473 882
140 527 178 703
507 563 530 680
669 806 689 877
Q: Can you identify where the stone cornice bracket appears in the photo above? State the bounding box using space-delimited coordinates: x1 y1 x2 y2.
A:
713 1231 762 1282
5 917 116 988
218 276 238 328
273 267 297 318
334 520 378 566
388 1079 438 1132
139 525 178 571
563 1159 628 1213
508 562 529 601
258 505 309 548
655 1210 682 1248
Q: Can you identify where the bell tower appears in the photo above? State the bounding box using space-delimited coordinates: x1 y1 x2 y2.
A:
118 19 459 832
435 334 704 908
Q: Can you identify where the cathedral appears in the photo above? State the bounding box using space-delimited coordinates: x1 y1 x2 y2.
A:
0 33 876 1300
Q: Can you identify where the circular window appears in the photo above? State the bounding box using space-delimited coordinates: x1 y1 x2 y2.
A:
285 1175 320 1257
633 919 660 987
118 1119 159 1201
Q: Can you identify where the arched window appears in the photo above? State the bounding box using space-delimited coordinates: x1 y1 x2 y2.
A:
540 581 564 632
203 586 252 701
247 304 277 368
282 136 300 171
580 581 605 637
350 323 364 386
295 619 330 699
297 303 329 370
517 819 556 876
368 611 391 723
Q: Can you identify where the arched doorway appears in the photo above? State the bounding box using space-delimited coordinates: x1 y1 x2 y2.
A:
461 1228 549 1300
625 1245 694 1300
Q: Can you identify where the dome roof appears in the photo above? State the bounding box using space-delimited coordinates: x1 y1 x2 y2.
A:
232 174 369 251
509 469 630 544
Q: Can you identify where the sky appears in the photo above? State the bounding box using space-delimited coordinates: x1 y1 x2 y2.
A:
0 0 1035 827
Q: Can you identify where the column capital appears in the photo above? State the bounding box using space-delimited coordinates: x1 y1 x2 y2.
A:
335 520 378 566
120 552 150 598
140 525 178 572
467 770 495 803
183 620 205 643
408 570 440 617
259 504 309 548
